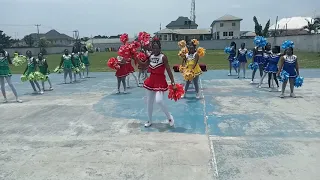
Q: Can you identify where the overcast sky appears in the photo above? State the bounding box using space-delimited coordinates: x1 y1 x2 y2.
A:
1 0 319 39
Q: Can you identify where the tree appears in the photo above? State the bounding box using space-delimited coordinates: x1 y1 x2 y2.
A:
80 37 90 42
39 37 50 55
23 35 35 47
253 16 270 37
0 30 14 48
302 19 320 34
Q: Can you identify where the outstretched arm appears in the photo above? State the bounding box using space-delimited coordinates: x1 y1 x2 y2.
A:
163 55 175 86
295 58 300 76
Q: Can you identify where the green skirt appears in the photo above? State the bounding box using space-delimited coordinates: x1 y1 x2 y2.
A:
0 66 12 77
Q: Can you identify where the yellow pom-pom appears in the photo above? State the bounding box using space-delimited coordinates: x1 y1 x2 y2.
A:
178 40 186 48
179 65 185 73
197 47 206 57
183 69 195 81
191 39 199 46
178 47 189 58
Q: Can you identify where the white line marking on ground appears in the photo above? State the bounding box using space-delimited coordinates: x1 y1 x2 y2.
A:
199 77 219 178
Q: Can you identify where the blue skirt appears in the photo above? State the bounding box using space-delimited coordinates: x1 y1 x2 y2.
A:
254 56 265 64
264 63 278 73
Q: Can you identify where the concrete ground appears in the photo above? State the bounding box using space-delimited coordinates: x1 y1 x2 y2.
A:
0 69 319 180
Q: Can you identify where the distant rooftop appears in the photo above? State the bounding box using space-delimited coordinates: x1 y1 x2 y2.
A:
155 28 211 35
88 38 136 44
269 16 313 30
211 14 242 26
166 16 198 28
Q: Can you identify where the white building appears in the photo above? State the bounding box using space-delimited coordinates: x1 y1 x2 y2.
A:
269 16 313 35
211 14 242 40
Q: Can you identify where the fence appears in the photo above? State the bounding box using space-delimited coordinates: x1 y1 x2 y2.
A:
4 34 320 55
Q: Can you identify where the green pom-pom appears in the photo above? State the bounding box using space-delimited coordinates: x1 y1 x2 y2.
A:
20 75 28 82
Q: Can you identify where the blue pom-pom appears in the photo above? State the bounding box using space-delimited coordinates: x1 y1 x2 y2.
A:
294 76 304 88
278 70 289 82
232 59 239 68
248 62 258 70
247 50 253 59
281 40 294 49
224 46 231 54
254 36 267 47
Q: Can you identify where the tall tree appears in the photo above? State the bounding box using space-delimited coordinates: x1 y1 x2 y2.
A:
302 19 320 34
39 37 50 54
23 35 35 47
253 16 270 37
0 30 14 48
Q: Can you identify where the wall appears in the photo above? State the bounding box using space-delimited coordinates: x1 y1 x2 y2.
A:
4 46 73 56
212 21 241 39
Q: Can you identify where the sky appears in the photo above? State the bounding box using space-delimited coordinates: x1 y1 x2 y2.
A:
1 0 319 39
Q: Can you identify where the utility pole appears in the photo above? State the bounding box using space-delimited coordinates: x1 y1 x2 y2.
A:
35 24 41 50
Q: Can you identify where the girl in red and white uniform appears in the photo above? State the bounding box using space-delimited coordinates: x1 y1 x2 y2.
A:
142 38 177 127
125 58 139 88
138 45 151 84
116 56 129 94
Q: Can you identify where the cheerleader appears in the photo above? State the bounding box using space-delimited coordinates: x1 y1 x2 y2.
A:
116 56 129 94
228 41 238 76
258 43 272 88
142 38 176 127
72 47 82 81
37 53 53 91
264 46 281 92
181 41 202 98
138 46 151 84
126 58 139 88
236 43 247 78
59 49 75 84
277 47 300 98
0 48 22 103
251 45 265 83
24 51 43 94
81 46 90 78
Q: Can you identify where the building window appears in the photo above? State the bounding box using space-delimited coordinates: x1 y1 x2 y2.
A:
223 32 228 36
163 34 168 41
159 35 162 40
229 31 234 36
232 22 236 26
220 23 224 27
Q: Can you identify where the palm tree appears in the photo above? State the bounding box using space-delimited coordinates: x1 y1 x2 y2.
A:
253 16 270 37
303 18 320 34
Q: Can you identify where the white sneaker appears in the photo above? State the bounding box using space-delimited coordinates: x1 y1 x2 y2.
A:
123 90 128 94
196 93 200 99
3 98 8 103
16 99 22 103
49 87 54 91
280 94 285 98
228 73 231 76
39 91 44 94
258 85 262 88
278 88 281 92
116 90 120 94
268 88 272 92
250 81 254 84
144 121 152 127
168 114 174 127
290 93 296 98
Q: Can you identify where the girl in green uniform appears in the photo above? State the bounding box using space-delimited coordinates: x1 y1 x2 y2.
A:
72 47 82 81
81 46 90 78
0 49 22 103
59 49 75 84
37 53 53 91
23 51 43 94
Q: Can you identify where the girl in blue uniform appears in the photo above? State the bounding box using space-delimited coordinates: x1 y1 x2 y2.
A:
277 47 299 98
264 46 280 91
228 42 238 76
251 46 264 83
258 43 272 88
236 43 247 78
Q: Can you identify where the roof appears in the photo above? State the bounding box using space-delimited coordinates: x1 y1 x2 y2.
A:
240 31 256 37
211 14 242 26
166 16 198 28
88 38 136 44
269 17 313 30
155 28 211 35
28 29 73 40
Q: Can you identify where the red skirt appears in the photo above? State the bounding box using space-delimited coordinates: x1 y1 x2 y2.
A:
115 64 129 78
143 73 168 91
126 63 135 73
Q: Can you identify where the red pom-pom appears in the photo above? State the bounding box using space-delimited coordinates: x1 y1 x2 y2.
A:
120 33 129 44
107 57 120 70
168 83 184 101
136 52 148 61
138 32 151 46
132 41 140 49
118 44 131 59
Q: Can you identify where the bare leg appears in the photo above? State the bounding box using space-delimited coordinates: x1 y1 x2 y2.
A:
280 79 288 98
258 72 267 87
251 68 257 82
0 77 7 100
193 75 200 93
68 69 72 83
41 81 45 90
64 69 68 83
117 77 121 93
126 75 130 87
242 63 246 78
229 61 232 75
2 76 21 102
259 64 264 77
34 81 41 91
47 77 53 89
121 77 127 93
131 72 139 86
73 72 77 82
29 81 37 92
289 78 295 97
138 70 142 83
184 80 191 93
273 73 279 87
86 66 89 77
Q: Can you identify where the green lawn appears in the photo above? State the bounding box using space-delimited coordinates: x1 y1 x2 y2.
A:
10 50 320 74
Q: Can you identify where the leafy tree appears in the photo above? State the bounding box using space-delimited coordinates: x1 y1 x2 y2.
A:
39 37 50 55
253 16 270 37
23 35 34 47
302 19 320 34
0 30 14 48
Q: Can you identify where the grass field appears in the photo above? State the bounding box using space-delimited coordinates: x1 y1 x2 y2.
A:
10 50 320 74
